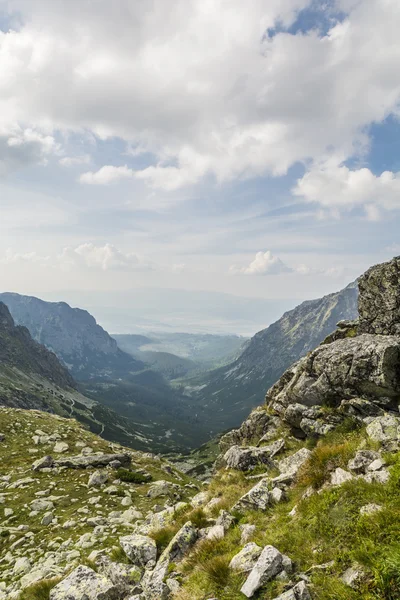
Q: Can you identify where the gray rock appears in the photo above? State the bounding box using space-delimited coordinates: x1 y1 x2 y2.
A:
32 455 55 471
229 543 262 572
360 503 383 516
358 257 400 335
330 468 353 485
232 478 271 513
278 448 312 476
240 545 283 597
119 534 157 567
49 565 119 600
13 557 31 575
88 470 108 488
366 415 400 443
54 452 131 469
41 511 54 526
222 445 275 471
240 524 256 544
142 521 197 599
273 581 312 599
53 441 69 453
147 480 181 499
219 409 275 452
348 450 380 473
267 334 400 413
341 565 365 588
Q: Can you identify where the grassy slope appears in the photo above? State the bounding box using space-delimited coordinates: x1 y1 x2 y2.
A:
0 407 205 598
167 419 400 600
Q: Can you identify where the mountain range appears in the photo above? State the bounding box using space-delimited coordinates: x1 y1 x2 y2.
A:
0 281 358 450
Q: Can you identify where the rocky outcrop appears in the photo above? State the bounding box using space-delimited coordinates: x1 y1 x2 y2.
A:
358 257 400 335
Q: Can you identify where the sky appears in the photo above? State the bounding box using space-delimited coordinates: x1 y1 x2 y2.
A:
0 0 400 333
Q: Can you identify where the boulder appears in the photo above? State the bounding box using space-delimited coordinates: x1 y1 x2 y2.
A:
330 468 353 486
267 335 400 413
232 478 271 513
278 448 312 476
366 415 400 443
49 565 119 600
240 545 283 597
119 534 157 567
147 480 181 499
32 455 55 471
88 471 108 488
222 445 275 471
229 543 262 572
240 524 256 544
54 453 131 469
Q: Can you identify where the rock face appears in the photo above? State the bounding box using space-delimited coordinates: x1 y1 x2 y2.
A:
358 257 400 335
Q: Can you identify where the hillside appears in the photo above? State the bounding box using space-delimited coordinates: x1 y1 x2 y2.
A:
185 281 358 435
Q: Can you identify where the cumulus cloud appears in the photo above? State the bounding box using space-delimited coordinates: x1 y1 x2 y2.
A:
230 250 292 275
0 0 400 190
293 164 400 218
58 243 154 271
79 165 134 185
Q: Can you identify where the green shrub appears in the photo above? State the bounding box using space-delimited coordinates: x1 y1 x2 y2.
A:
116 468 151 484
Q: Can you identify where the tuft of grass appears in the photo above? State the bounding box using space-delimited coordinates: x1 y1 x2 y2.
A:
200 555 231 588
110 546 130 564
187 508 210 529
299 437 360 489
149 525 177 554
19 577 62 600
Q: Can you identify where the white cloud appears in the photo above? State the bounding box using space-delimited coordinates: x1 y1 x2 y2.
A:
293 164 400 218
0 249 50 266
79 165 133 185
59 154 91 167
0 0 399 189
59 243 154 271
0 125 58 175
230 250 292 275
